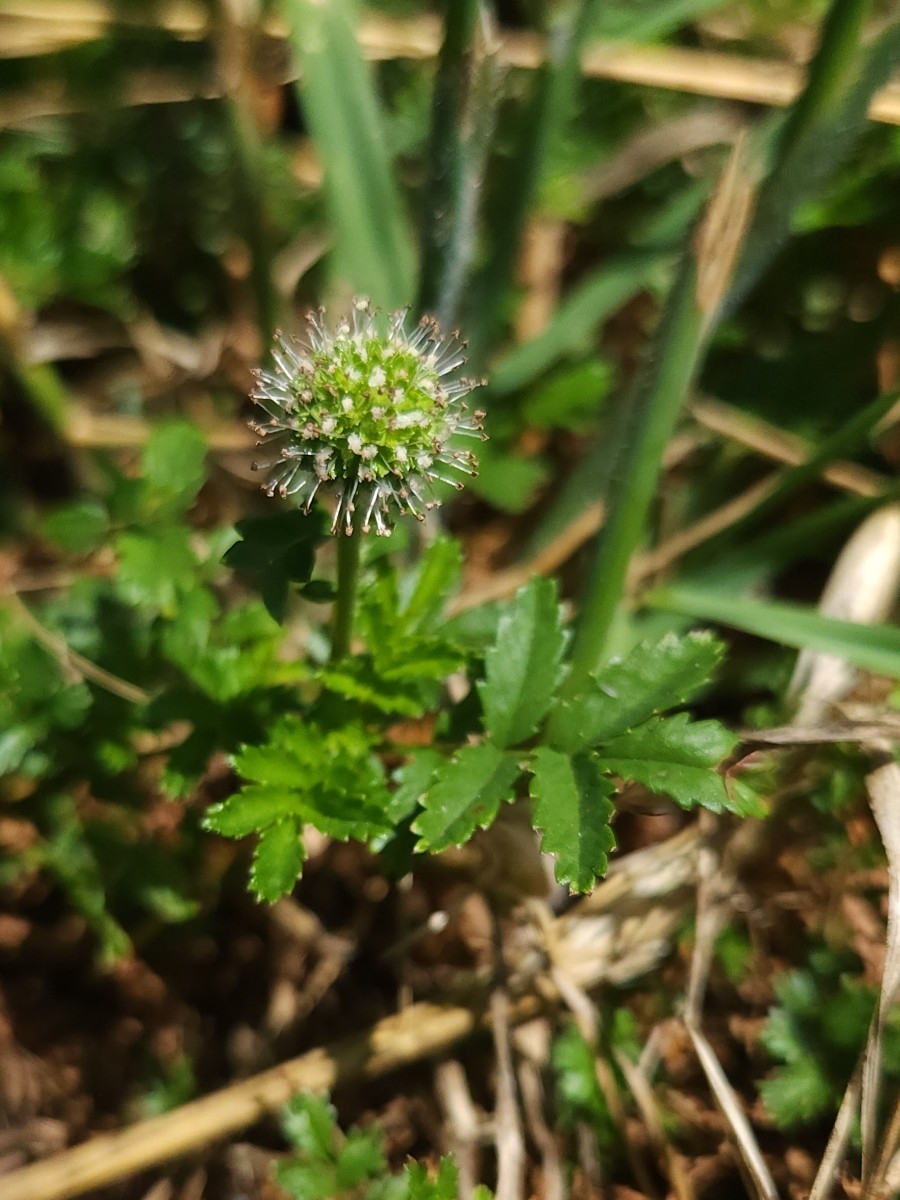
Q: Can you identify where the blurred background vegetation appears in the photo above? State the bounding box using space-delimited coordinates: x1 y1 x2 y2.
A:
4 0 900 1197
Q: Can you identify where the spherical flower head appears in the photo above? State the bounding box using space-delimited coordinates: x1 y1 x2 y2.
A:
250 299 486 536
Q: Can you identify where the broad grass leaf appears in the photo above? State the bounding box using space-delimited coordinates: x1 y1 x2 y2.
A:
284 0 414 308
478 578 567 748
204 786 296 837
649 584 900 679
529 747 615 892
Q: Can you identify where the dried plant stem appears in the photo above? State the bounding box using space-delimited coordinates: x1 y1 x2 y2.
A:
6 8 900 126
490 986 526 1200
3 592 149 704
0 1001 517 1200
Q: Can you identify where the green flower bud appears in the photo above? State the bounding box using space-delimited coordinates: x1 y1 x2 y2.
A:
251 299 486 536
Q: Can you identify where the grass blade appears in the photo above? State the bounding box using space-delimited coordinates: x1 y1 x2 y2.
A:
416 0 501 327
282 0 414 310
558 136 757 699
468 0 604 359
488 250 672 399
727 0 899 313
647 583 900 679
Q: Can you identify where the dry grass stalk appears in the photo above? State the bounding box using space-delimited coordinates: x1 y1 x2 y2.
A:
0 815 710 1200
4 6 900 125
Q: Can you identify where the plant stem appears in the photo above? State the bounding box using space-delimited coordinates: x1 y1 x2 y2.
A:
331 523 363 661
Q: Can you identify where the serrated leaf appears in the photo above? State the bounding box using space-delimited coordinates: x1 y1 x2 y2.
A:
759 1057 833 1129
250 818 305 902
387 749 443 824
275 1161 335 1200
335 1127 387 1189
600 713 739 812
42 499 108 554
116 527 196 615
552 631 724 752
530 748 616 892
399 537 463 630
282 1093 339 1156
320 664 426 717
209 719 392 853
379 639 463 684
204 786 296 838
142 420 207 506
413 742 520 851
225 509 324 622
478 579 568 748
405 1157 459 1200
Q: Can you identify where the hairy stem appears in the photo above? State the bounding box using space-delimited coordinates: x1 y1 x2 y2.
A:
331 523 363 661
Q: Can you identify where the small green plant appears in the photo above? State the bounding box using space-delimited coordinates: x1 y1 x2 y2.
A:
760 949 900 1132
203 300 761 904
275 1093 492 1200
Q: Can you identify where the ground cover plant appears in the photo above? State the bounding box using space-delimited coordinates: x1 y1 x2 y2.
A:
2 0 900 1197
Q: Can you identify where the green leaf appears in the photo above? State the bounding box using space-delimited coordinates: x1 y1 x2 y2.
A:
529 748 615 892
275 1161 335 1200
320 663 428 718
211 720 392 850
116 526 196 615
282 1093 339 1157
471 445 549 514
142 420 207 507
413 742 520 851
521 359 613 431
489 252 670 396
405 1157 459 1200
387 750 443 825
42 499 108 554
250 818 306 903
600 714 739 813
551 631 724 752
225 509 325 622
283 0 414 308
399 537 463 631
759 1057 834 1129
335 1126 387 1189
478 579 568 748
648 584 900 679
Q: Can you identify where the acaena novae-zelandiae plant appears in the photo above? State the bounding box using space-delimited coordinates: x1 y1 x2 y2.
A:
208 299 760 904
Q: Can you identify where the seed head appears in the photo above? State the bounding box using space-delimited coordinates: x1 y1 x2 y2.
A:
250 299 486 536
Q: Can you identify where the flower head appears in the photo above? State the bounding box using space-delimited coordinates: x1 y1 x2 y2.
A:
250 299 486 536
